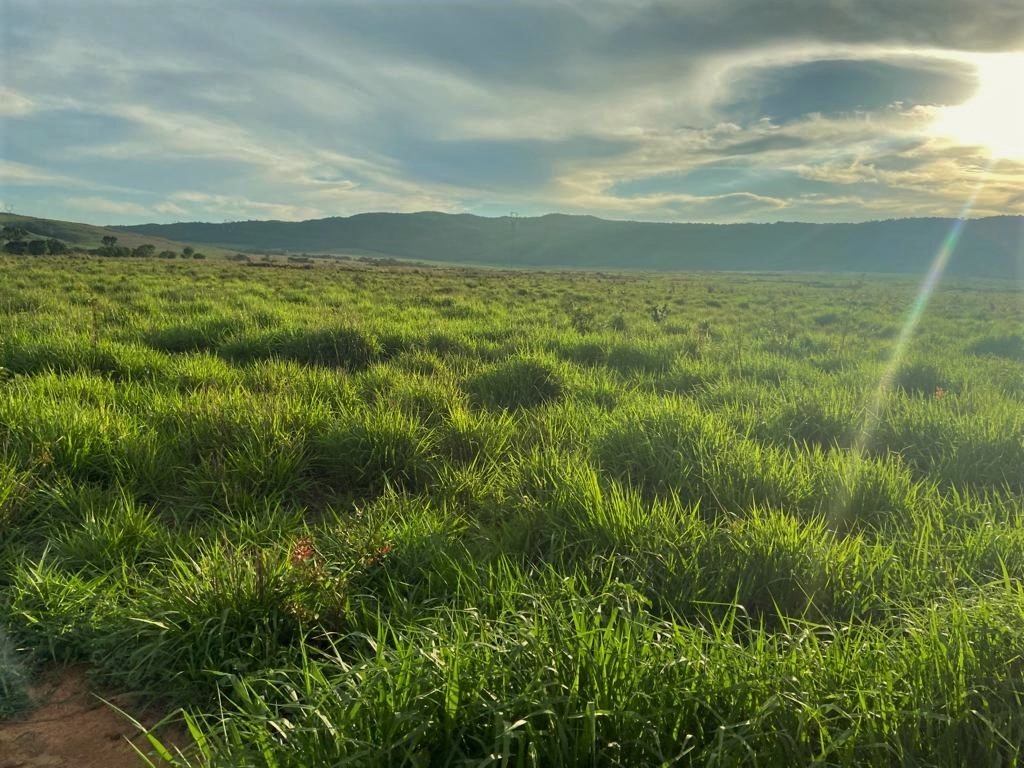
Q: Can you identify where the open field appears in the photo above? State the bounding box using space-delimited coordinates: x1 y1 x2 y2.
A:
1 255 1023 766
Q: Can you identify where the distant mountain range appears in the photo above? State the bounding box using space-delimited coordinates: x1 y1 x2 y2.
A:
100 212 1024 278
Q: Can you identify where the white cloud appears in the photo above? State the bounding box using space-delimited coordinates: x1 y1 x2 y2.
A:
168 192 324 221
66 196 151 216
153 201 187 216
1 160 80 186
0 89 34 117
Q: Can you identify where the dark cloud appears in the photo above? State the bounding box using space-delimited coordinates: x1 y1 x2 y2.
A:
721 58 979 123
608 1 1024 56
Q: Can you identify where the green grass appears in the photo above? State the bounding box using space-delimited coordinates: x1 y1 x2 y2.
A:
1 254 1023 765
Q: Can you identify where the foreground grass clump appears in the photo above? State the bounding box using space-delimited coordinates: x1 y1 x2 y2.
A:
1 255 1023 766
467 354 566 410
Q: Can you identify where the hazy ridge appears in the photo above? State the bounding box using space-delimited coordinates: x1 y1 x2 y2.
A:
115 212 1024 276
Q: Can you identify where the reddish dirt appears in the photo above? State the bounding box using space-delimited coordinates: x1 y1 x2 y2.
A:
0 666 189 768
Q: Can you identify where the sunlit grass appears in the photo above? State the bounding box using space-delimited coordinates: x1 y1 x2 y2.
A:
0 255 1022 765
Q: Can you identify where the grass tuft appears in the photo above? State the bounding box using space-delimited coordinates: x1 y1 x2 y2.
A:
467 355 566 410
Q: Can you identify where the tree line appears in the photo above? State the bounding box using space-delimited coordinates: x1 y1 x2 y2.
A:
1 227 206 259
1 226 68 255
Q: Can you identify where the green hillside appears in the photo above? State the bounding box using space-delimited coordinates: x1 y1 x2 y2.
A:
116 212 1024 278
0 213 231 257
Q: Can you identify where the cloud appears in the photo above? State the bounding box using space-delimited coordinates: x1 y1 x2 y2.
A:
167 192 324 221
793 161 880 185
605 0 1024 57
66 196 151 217
718 57 979 124
153 201 187 216
1 160 79 186
0 89 34 117
711 134 812 156
1 0 1022 224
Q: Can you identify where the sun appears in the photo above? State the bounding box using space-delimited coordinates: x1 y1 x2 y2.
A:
931 53 1024 160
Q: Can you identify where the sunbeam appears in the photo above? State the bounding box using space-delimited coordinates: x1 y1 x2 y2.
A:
833 167 993 526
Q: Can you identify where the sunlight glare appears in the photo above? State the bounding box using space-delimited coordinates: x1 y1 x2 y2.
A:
832 166 992 528
931 53 1024 160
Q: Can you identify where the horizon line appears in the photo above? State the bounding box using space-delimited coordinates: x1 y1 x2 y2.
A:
107 210 1024 228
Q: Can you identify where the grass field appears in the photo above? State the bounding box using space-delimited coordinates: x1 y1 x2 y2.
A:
1 254 1023 766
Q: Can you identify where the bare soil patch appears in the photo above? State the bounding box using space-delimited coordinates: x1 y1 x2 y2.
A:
0 666 188 768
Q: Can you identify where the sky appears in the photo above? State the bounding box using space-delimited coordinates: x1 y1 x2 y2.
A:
1 0 1023 225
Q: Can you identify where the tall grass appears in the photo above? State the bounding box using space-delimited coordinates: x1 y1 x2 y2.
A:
1 254 1022 765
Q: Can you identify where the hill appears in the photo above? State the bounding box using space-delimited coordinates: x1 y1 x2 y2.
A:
0 213 227 257
113 212 1024 277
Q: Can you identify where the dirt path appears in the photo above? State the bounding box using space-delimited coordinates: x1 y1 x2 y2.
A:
0 666 188 768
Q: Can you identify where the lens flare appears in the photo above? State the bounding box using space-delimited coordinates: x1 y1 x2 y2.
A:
832 173 990 525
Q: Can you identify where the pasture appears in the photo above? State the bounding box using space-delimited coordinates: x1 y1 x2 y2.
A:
1 255 1023 766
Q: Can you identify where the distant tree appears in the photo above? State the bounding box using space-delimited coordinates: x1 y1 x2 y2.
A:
45 238 68 255
98 235 119 257
2 241 27 254
132 243 156 258
157 250 177 259
182 246 195 257
1 225 27 242
192 252 207 260
27 239 47 256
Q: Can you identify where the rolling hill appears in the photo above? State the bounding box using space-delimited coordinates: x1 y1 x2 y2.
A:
114 212 1024 278
0 213 227 257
